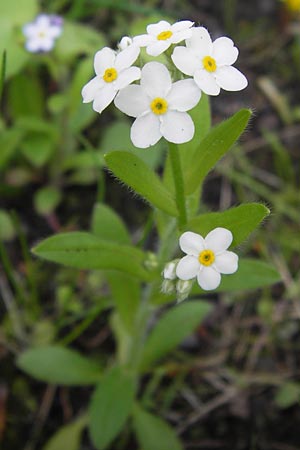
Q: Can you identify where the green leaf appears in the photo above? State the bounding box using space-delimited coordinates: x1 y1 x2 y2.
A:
186 203 270 247
55 21 106 61
0 209 15 241
17 346 101 385
100 120 165 169
133 404 184 450
8 73 44 118
89 366 136 450
140 300 212 371
0 0 37 79
67 57 96 132
105 151 177 217
16 117 59 167
184 109 252 195
43 415 87 450
192 259 281 294
91 203 130 245
275 382 300 409
107 272 140 333
32 232 150 280
0 128 24 169
34 187 62 216
21 132 56 167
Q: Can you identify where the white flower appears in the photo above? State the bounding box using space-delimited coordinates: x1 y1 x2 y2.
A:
171 27 248 96
133 20 194 57
114 61 201 148
81 46 141 114
23 14 63 53
176 228 238 291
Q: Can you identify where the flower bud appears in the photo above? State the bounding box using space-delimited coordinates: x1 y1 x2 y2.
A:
161 279 176 295
176 279 194 303
162 259 179 280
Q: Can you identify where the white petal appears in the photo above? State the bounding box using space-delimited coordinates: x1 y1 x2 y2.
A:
130 113 161 148
215 66 248 91
186 27 212 57
94 47 116 76
23 23 36 38
161 111 195 144
82 76 103 103
179 231 205 256
133 34 154 47
92 85 116 114
170 29 193 44
197 266 221 290
146 41 170 56
171 47 199 76
171 20 194 32
36 15 51 27
204 227 233 253
25 38 41 52
115 45 140 71
194 69 220 96
141 62 172 98
167 79 201 112
114 66 141 90
147 20 171 36
214 251 238 274
114 85 149 117
212 37 239 66
47 25 62 39
176 255 200 280
40 38 55 52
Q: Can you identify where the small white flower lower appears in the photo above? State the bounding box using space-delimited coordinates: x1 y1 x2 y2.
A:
176 228 238 291
114 61 201 148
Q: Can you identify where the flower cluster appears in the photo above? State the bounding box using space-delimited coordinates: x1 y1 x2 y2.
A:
82 19 248 149
176 228 238 291
163 228 239 296
23 14 63 53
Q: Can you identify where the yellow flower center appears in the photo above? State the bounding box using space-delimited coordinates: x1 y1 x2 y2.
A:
150 97 168 115
157 30 173 41
198 249 215 266
38 31 46 38
202 56 217 72
103 67 118 83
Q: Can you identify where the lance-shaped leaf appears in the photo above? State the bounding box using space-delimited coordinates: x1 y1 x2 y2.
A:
186 203 270 247
43 415 87 450
32 232 151 280
139 300 212 371
184 108 252 195
133 404 184 450
91 202 130 244
191 258 281 294
17 346 101 385
89 366 136 450
105 151 178 217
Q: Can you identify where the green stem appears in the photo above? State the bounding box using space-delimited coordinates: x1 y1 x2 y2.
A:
168 143 187 229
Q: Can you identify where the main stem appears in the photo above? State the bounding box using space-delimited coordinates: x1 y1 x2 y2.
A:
168 142 187 229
